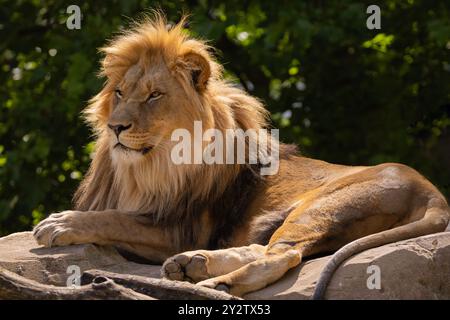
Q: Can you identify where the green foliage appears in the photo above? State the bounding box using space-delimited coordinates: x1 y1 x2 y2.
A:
0 0 449 235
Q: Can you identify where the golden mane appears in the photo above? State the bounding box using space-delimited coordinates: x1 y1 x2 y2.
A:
73 13 272 232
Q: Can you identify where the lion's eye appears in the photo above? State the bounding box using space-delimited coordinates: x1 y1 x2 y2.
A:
146 91 162 102
115 89 123 99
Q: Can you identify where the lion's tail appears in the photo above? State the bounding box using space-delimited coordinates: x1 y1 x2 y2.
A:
312 204 449 300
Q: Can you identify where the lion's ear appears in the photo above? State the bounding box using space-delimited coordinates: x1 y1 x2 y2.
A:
181 52 211 91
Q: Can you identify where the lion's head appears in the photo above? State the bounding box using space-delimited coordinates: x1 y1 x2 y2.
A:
74 13 271 218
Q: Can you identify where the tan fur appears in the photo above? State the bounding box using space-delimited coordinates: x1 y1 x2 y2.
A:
33 13 450 298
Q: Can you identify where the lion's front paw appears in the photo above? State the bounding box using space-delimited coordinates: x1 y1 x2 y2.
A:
162 251 210 283
33 210 89 248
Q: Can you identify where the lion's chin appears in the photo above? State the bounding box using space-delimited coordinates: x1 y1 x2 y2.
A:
114 142 152 155
111 143 153 164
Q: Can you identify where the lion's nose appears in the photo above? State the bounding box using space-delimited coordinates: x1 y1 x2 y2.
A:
108 123 132 137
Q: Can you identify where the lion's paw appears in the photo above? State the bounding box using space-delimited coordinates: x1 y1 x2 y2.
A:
197 277 231 293
33 210 88 248
161 251 211 283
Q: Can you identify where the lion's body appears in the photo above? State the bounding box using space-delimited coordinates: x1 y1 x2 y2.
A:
33 14 450 298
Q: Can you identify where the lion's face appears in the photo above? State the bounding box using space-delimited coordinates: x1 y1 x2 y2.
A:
82 18 223 166
106 53 211 164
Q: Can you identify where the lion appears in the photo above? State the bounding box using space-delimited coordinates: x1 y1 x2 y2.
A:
33 14 450 298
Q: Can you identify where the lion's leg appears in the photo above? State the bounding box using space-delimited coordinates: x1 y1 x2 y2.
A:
197 245 302 296
33 210 175 262
196 218 340 297
162 244 266 282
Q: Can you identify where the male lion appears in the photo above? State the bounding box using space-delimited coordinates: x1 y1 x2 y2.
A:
33 15 450 298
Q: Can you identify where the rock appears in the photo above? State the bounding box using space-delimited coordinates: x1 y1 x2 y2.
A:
0 231 160 286
0 231 449 299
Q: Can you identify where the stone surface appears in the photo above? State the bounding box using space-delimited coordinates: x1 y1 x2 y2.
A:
0 232 160 286
0 231 449 299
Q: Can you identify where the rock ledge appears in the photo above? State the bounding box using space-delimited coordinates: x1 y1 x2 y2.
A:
0 231 449 299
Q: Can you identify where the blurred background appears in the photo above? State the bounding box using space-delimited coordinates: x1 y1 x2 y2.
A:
0 0 449 235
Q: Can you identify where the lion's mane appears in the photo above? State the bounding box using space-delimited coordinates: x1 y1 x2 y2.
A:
73 13 275 249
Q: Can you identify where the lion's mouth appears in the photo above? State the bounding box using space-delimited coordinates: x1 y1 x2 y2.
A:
114 143 152 155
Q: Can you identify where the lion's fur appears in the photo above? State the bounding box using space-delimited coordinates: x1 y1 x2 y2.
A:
73 14 272 227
